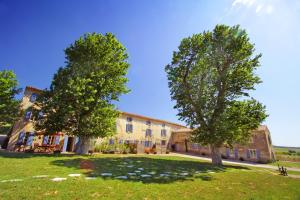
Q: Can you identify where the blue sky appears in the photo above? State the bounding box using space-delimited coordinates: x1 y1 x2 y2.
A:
0 0 299 147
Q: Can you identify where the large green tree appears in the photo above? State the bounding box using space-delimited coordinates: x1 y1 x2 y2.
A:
165 25 267 165
0 70 21 134
34 33 130 154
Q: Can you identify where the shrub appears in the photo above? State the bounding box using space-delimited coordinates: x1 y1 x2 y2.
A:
239 157 244 161
288 150 296 154
94 144 102 152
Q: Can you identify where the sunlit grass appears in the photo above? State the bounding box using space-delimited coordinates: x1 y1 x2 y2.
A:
0 152 300 200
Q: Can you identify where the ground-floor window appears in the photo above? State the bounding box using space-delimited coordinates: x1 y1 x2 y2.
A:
161 140 166 146
248 149 257 158
17 132 35 146
144 141 152 147
43 135 60 145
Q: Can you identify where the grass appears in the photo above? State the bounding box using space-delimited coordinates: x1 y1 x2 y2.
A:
0 151 300 200
273 146 300 162
270 160 300 169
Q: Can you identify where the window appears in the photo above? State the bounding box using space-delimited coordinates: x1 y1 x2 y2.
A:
162 124 165 128
161 140 166 146
248 149 257 158
119 139 123 144
161 129 167 137
146 120 151 126
43 135 57 145
126 124 133 133
144 141 152 147
126 117 132 122
30 93 37 102
145 129 152 137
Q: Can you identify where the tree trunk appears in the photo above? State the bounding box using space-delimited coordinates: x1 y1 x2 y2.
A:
75 136 92 155
210 144 223 166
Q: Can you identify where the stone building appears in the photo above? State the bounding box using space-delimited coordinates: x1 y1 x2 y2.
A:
7 86 275 163
170 126 276 163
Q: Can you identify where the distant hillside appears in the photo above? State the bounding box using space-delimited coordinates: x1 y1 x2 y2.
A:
273 146 300 151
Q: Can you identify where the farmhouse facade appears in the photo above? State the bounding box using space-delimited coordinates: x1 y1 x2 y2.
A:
7 86 275 163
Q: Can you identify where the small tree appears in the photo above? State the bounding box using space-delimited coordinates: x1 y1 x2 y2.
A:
34 33 130 154
165 25 267 165
0 70 21 134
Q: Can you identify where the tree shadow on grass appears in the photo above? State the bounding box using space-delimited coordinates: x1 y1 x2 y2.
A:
50 156 250 184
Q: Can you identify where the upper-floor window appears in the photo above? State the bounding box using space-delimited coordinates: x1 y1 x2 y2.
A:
161 129 167 137
145 129 152 137
24 111 32 120
146 120 151 126
126 124 133 133
126 117 132 122
162 123 165 127
30 93 37 102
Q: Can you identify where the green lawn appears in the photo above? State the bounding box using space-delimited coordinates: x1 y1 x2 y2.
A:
0 152 300 200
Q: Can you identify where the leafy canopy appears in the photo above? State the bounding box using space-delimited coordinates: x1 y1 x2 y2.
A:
165 25 267 147
0 70 21 134
34 33 129 138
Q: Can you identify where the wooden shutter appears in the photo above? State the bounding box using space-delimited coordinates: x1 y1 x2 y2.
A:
26 132 35 146
256 149 261 159
54 135 60 145
234 148 238 159
17 132 25 145
25 111 31 120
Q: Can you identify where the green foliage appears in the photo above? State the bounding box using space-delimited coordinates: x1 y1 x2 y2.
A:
94 139 131 154
0 70 21 134
165 25 267 147
33 33 130 148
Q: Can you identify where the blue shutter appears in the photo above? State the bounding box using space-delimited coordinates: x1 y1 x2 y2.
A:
234 148 238 159
17 132 25 145
54 135 60 145
149 129 152 137
257 149 261 159
38 111 44 119
30 93 37 102
109 139 114 145
43 135 49 145
226 148 230 157
25 111 32 120
247 149 250 158
26 132 35 146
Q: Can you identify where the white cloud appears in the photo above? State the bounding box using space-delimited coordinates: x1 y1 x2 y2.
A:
232 0 274 15
256 4 263 13
232 0 256 7
266 5 274 14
